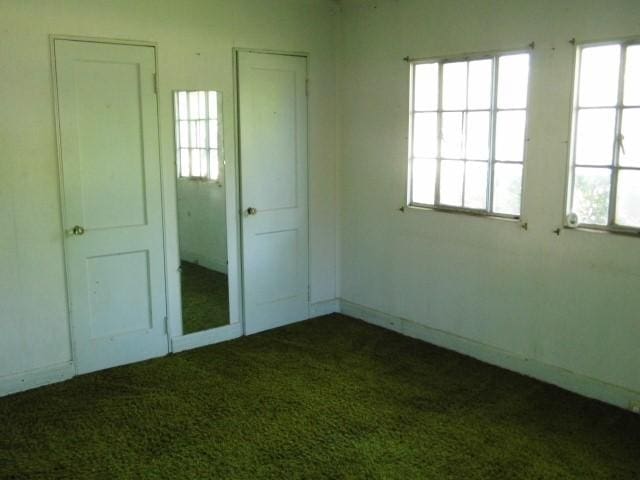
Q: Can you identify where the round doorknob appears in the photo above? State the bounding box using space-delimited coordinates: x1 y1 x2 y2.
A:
71 225 85 236
246 207 257 216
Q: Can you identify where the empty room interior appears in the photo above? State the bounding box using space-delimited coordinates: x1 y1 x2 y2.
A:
1 0 640 478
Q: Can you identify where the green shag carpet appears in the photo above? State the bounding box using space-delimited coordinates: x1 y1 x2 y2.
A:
1 314 639 479
180 261 229 334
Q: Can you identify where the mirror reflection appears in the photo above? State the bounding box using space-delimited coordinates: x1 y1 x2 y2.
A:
174 90 229 334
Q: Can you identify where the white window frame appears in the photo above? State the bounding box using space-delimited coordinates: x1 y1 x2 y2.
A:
173 90 222 183
407 48 531 219
566 38 640 235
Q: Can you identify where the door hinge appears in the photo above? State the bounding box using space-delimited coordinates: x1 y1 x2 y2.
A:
153 73 158 94
305 78 309 97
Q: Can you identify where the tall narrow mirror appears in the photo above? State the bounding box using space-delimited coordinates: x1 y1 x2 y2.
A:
174 90 229 334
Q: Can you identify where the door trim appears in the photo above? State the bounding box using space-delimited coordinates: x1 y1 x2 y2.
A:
49 35 169 374
232 48 311 334
167 88 244 346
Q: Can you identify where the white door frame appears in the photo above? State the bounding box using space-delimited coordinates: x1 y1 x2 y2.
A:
168 88 245 353
232 48 311 335
50 34 170 373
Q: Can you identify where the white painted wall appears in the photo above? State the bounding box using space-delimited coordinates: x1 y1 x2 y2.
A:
177 179 227 273
0 0 339 384
3 0 637 408
338 0 640 404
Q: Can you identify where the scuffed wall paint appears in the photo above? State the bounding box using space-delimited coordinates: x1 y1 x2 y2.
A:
338 0 640 395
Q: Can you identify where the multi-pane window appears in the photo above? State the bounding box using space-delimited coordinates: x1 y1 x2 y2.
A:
409 52 530 217
568 41 640 231
174 90 220 181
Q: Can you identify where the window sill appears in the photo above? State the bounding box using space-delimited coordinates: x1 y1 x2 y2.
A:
178 176 223 186
562 224 640 238
404 203 523 226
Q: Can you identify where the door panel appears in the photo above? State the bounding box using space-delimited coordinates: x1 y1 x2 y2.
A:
244 67 298 210
87 251 152 338
252 229 299 304
238 52 309 335
75 60 148 229
54 39 168 374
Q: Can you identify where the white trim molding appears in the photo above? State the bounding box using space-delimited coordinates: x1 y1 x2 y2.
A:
5 300 637 414
0 362 75 398
179 250 228 275
310 298 341 317
340 299 640 412
171 321 243 353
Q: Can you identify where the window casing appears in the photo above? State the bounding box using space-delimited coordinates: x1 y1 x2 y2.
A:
567 40 640 233
408 51 531 218
174 90 221 181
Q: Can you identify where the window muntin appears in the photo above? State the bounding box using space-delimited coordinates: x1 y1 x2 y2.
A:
174 90 221 181
409 51 530 217
568 42 640 232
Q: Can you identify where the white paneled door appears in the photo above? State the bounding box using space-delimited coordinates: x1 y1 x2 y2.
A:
237 51 309 335
54 39 168 374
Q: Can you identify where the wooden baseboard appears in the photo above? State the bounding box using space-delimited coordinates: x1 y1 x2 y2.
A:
171 321 243 353
0 362 75 398
310 298 340 317
340 299 640 412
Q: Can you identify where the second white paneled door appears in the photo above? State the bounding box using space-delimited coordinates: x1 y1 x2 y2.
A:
237 51 309 335
54 39 168 374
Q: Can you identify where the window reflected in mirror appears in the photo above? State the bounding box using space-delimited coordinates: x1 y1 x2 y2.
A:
174 90 229 335
175 90 221 181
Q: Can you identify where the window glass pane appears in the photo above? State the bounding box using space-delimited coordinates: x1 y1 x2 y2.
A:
209 120 219 149
412 158 437 205
440 159 464 206
465 111 490 160
441 112 464 159
177 92 189 120
575 108 616 166
202 149 210 178
442 62 467 110
189 121 197 147
208 91 218 118
199 92 206 118
615 169 640 227
188 91 201 119
191 149 202 177
493 163 522 215
467 59 492 110
412 113 438 158
624 45 640 106
179 149 190 177
209 149 220 181
572 167 611 225
619 108 640 167
464 161 488 209
578 45 620 107
187 121 205 149
178 121 189 148
195 121 207 148
497 54 529 109
414 63 439 111
495 110 526 162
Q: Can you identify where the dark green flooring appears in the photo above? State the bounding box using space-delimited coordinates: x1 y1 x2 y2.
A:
181 261 229 334
1 314 639 479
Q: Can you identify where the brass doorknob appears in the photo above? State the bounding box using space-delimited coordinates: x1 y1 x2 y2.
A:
71 225 85 236
246 207 257 216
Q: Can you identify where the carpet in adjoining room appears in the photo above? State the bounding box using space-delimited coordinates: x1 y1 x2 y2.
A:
180 260 229 334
